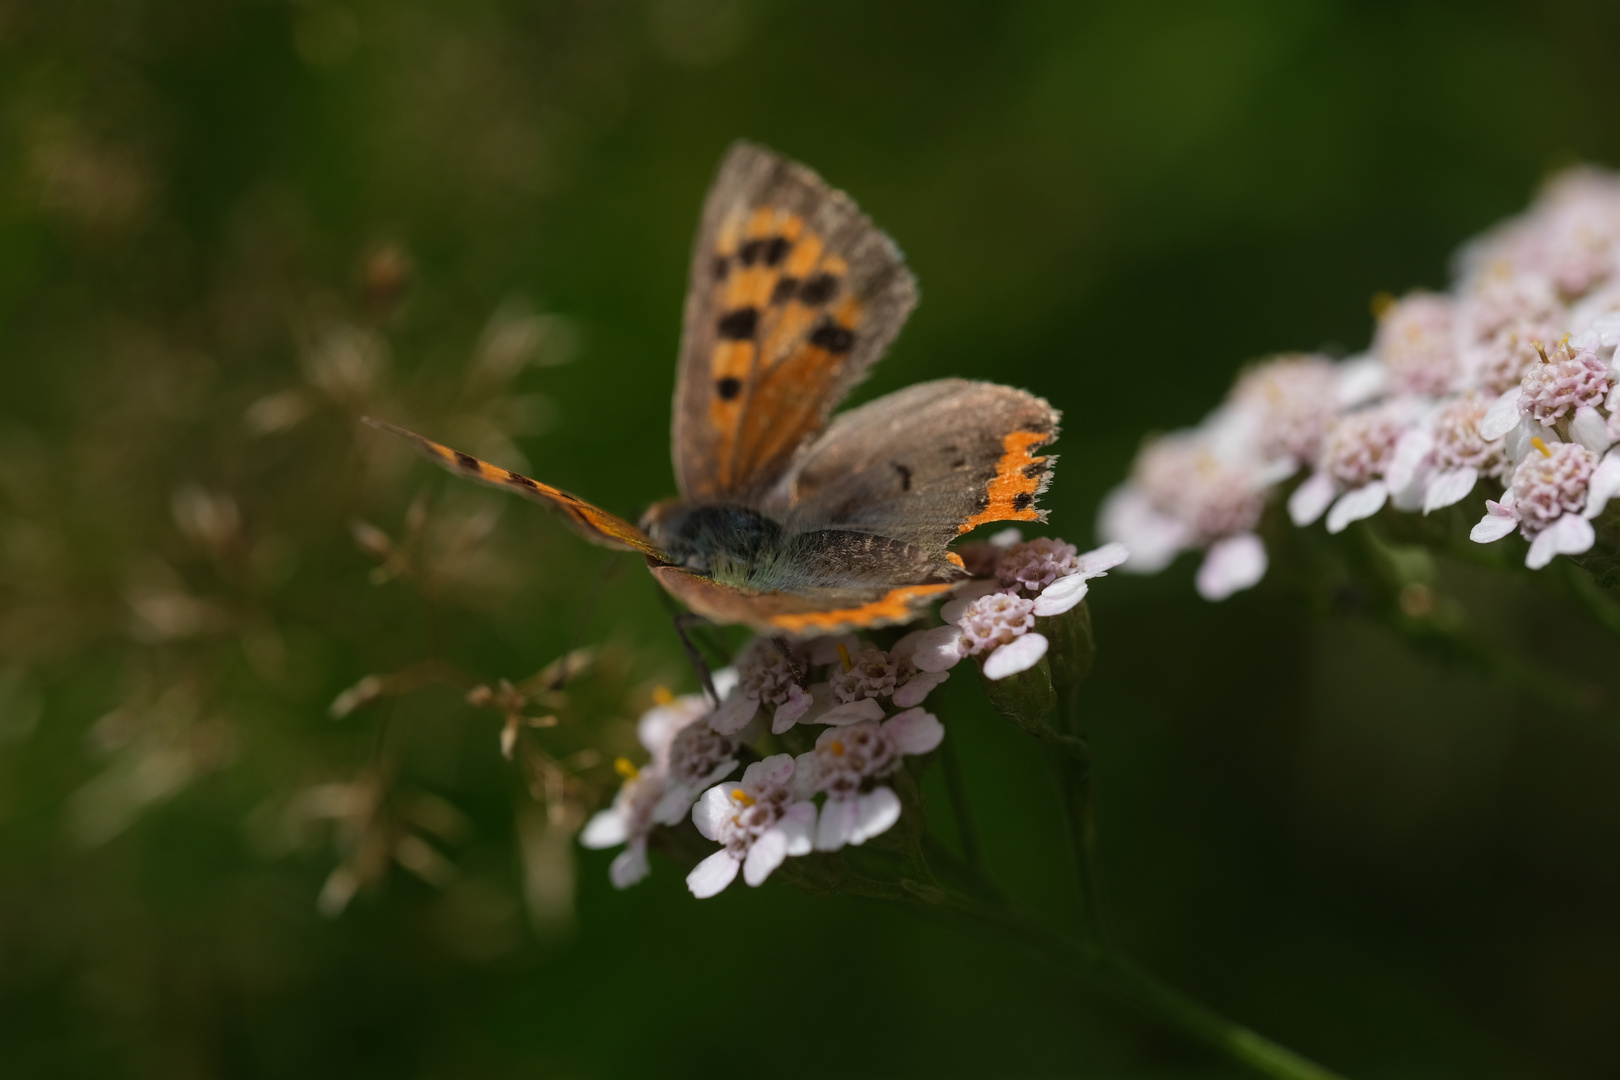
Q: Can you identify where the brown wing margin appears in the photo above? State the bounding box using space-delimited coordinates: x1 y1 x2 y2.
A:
362 418 670 562
671 141 918 503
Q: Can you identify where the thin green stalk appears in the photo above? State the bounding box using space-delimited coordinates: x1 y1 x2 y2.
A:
1049 727 1105 946
939 734 983 869
901 878 1347 1080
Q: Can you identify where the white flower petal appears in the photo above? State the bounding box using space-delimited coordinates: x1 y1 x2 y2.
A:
1585 450 1620 519
686 849 739 898
742 828 788 886
711 667 739 701
1526 513 1595 569
910 625 967 672
1423 466 1478 513
883 707 945 755
1287 471 1337 526
817 698 887 726
1479 388 1523 441
1032 574 1089 616
1470 505 1519 543
1336 354 1386 407
889 629 927 659
1571 405 1615 454
770 684 813 734
743 753 795 791
579 807 627 849
815 797 857 851
892 669 949 708
1097 486 1188 573
690 785 733 842
805 635 858 666
1075 542 1129 576
652 783 700 827
981 632 1049 680
848 787 903 846
1504 417 1548 467
777 800 817 857
1194 533 1267 601
1326 482 1389 534
708 691 759 736
608 838 649 889
1386 428 1435 493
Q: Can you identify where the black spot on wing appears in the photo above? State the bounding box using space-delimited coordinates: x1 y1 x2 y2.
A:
799 273 839 305
808 320 855 353
454 451 481 473
1012 491 1033 511
717 307 759 340
763 236 791 266
1023 461 1049 479
509 473 539 489
716 377 742 400
892 463 912 492
738 239 765 266
771 277 800 304
712 255 729 281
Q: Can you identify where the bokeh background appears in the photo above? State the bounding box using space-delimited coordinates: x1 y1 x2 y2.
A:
6 1 1620 1077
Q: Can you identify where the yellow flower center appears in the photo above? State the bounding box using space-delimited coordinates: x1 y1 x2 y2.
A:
731 788 756 807
1531 436 1553 458
614 756 639 780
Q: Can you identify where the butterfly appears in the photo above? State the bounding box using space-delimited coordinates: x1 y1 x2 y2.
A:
367 142 1060 637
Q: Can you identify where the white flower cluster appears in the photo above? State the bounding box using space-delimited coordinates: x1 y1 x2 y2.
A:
1101 167 1620 595
910 532 1127 678
581 635 948 898
581 532 1118 897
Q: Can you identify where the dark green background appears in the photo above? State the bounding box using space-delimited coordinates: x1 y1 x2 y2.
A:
5 2 1620 1077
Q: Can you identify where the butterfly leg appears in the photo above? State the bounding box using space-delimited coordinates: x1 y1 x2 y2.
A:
672 611 721 706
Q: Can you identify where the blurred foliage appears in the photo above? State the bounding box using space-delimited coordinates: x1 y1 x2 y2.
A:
6 1 1620 1077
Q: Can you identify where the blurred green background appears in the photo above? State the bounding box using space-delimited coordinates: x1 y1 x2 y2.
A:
6 1 1620 1077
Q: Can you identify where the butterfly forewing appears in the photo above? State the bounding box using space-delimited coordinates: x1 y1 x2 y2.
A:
672 142 917 504
363 418 670 561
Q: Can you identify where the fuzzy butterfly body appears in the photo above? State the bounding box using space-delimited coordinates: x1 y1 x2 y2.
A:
368 142 1060 636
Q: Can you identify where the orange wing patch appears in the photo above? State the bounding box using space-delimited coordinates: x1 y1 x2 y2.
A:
703 208 870 493
363 418 669 561
765 584 952 635
958 429 1056 534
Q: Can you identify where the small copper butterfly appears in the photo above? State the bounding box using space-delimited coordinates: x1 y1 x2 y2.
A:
368 142 1060 636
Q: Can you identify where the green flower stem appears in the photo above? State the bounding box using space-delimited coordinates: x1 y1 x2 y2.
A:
901 876 1348 1080
939 735 984 869
1047 726 1106 946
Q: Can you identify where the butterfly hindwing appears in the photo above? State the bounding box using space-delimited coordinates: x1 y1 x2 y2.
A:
649 564 953 636
763 379 1061 556
672 141 918 503
363 418 670 561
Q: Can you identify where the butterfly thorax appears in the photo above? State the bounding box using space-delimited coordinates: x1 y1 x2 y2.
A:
642 500 954 593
